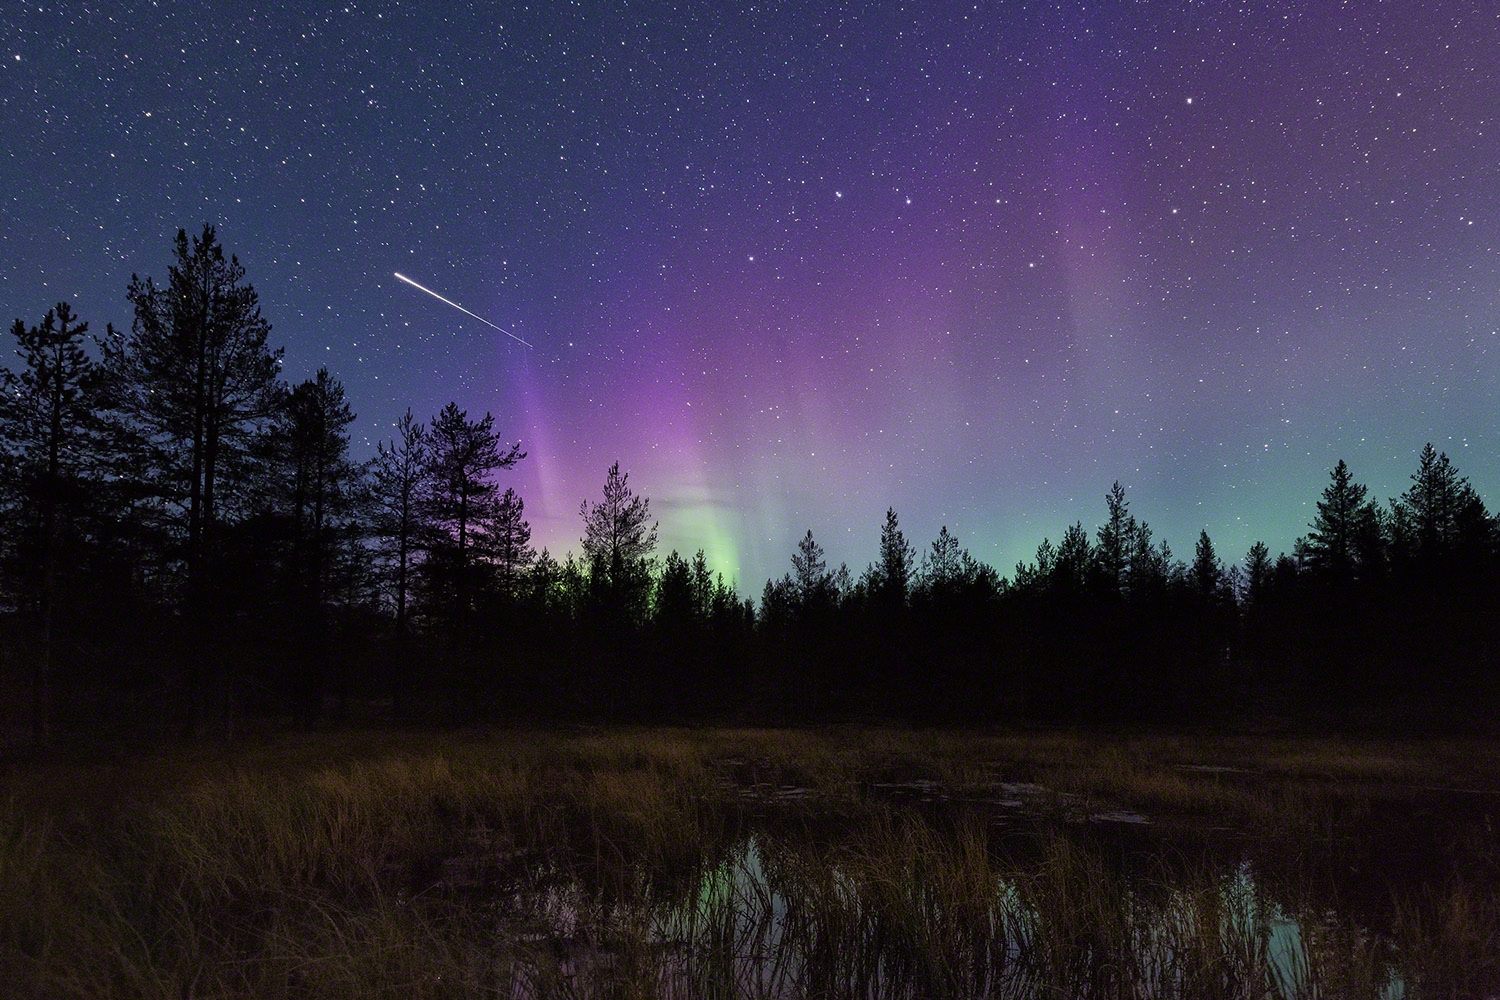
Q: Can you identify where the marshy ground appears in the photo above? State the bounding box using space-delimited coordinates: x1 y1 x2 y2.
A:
2 726 1498 998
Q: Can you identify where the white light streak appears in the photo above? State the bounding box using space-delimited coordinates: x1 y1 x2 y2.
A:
393 272 532 348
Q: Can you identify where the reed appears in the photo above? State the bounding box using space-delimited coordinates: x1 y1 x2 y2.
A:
1 726 1496 997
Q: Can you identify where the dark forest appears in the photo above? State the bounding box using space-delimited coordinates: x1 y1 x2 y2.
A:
3 227 1496 744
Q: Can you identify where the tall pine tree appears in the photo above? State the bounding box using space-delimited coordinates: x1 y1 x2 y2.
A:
370 408 430 645
1306 459 1380 580
580 461 659 628
424 402 524 626
101 225 284 732
103 225 284 608
0 302 102 742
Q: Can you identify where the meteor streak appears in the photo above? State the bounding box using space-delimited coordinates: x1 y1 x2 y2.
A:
393 272 533 348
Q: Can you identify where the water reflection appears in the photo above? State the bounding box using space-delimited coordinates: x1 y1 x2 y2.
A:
492 832 1417 999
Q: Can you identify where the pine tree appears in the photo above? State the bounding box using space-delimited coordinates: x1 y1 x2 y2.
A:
103 225 284 608
654 550 696 627
490 487 534 598
419 403 523 715
1392 444 1488 563
370 409 430 644
244 369 362 719
690 549 716 621
0 303 100 488
759 575 794 631
1095 481 1134 594
1014 537 1056 592
275 369 359 609
1189 529 1225 600
0 302 102 742
1243 541 1272 605
790 529 829 606
1127 520 1168 596
872 507 916 607
922 525 965 594
580 461 658 626
1053 522 1093 594
424 402 524 622
1307 459 1379 579
526 548 565 618
830 562 854 603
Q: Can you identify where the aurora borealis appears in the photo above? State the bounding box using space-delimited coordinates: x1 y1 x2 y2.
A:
3 1 1496 592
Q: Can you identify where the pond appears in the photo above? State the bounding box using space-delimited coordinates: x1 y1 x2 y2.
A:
469 783 1489 999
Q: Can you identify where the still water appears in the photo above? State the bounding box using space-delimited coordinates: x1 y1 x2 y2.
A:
483 823 1435 999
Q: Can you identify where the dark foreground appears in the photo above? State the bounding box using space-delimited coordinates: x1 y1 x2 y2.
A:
3 727 1497 998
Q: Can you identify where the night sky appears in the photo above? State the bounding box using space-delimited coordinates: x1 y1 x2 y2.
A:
3 1 1497 593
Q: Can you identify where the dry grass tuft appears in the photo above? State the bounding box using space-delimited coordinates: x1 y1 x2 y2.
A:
1 726 1497 997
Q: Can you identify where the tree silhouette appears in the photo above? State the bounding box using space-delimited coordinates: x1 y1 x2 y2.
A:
1053 522 1093 594
1128 520 1174 596
1384 445 1495 705
649 550 702 712
102 226 284 732
1307 459 1380 580
370 409 430 650
525 549 565 617
919 525 964 595
1391 444 1488 565
11 228 1500 734
654 551 696 624
1095 481 1133 595
574 462 658 713
490 487 534 599
276 370 359 600
1242 541 1272 606
760 575 794 631
0 302 102 742
265 368 361 717
1012 537 1055 592
421 403 523 714
690 549 717 621
424 402 524 626
105 226 284 601
870 508 916 607
1189 529 1225 599
580 461 658 626
790 529 829 607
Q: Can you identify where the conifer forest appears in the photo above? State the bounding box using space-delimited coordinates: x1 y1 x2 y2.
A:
3 227 1495 742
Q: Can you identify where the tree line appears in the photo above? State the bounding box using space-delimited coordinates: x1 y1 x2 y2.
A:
3 226 1496 742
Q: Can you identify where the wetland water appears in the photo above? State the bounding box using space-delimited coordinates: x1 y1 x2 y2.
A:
660 839 1394 999
464 773 1493 998
7 729 1497 998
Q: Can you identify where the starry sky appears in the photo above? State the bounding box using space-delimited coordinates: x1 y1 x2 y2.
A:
3 1 1497 593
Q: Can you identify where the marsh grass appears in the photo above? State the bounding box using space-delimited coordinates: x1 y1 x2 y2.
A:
1 727 1497 998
